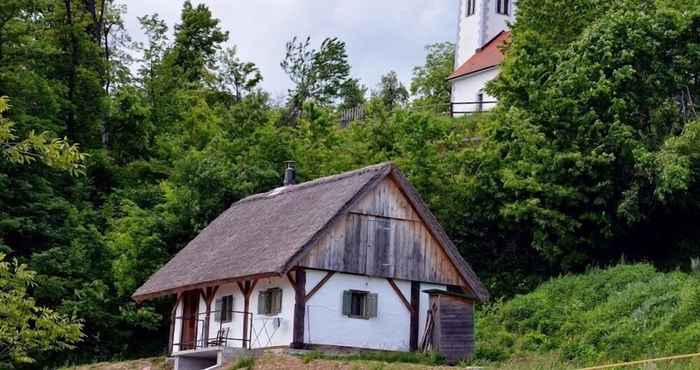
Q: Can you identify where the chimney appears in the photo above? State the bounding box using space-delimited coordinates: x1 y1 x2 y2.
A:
283 161 296 186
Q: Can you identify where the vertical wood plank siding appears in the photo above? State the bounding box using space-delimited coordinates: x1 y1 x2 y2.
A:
433 295 475 363
300 178 466 286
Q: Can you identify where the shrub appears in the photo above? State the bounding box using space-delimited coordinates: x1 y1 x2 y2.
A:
475 263 700 366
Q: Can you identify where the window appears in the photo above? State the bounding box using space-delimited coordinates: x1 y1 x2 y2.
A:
466 0 476 16
477 91 484 112
342 290 378 319
258 288 282 316
496 0 509 15
215 295 234 323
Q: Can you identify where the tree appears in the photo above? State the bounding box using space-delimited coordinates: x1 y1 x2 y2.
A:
281 36 351 117
0 253 83 367
0 97 85 175
170 0 228 83
338 78 367 111
373 71 409 110
410 42 455 113
217 46 262 103
487 3 700 267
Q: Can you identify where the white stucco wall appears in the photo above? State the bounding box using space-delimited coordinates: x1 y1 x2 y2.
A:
171 272 446 353
304 270 445 351
450 67 499 113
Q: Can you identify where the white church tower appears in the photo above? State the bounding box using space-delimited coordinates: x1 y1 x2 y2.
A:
449 0 516 115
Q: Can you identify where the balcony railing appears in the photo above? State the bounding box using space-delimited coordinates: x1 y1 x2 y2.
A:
449 100 498 116
170 309 253 354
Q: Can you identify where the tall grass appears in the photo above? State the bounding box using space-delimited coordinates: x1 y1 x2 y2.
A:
474 264 700 367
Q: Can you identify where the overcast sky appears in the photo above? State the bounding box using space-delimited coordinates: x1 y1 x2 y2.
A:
121 0 458 99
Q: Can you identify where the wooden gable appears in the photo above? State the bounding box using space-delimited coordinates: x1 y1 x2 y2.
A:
299 177 467 287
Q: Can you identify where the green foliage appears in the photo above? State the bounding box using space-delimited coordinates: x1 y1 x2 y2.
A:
372 71 409 111
487 1 700 268
0 97 86 175
228 355 255 369
0 253 83 368
476 264 700 366
300 350 445 366
410 42 455 113
281 36 352 115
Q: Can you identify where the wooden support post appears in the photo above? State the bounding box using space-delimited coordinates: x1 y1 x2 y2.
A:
291 268 306 349
410 281 420 351
202 286 218 347
237 280 257 349
168 293 183 355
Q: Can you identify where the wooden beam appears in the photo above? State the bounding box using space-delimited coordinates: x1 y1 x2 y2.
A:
168 293 183 355
237 280 257 349
202 285 219 345
386 278 415 314
304 271 335 302
291 269 306 349
409 281 420 351
286 270 296 286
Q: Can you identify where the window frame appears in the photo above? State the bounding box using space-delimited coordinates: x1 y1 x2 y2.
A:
466 0 476 17
221 295 233 323
342 289 378 320
258 287 283 316
349 290 369 318
496 0 509 15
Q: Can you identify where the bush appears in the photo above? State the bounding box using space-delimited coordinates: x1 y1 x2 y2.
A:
475 263 700 366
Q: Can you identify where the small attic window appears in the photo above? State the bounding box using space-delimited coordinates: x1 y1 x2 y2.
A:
496 0 509 15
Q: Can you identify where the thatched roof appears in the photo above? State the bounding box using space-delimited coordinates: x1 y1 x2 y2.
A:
133 162 488 302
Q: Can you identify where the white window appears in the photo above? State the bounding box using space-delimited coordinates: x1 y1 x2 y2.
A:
342 290 378 319
496 0 509 15
258 288 282 316
466 0 476 16
215 295 234 323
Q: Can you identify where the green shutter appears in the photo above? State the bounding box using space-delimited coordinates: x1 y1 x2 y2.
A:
214 298 222 322
257 291 267 315
342 290 352 316
271 288 282 314
366 293 378 318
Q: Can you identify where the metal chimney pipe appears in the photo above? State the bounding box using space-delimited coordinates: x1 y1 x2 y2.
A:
283 161 296 186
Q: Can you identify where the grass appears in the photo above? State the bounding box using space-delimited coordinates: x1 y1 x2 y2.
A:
474 263 700 368
228 355 255 369
300 349 445 366
60 357 171 370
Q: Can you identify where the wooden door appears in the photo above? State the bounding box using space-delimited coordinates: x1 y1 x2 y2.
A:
180 291 199 350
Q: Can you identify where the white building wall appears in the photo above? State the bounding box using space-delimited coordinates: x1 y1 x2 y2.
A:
172 272 446 353
450 67 499 113
304 270 444 351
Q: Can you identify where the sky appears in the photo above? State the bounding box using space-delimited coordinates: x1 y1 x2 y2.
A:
121 0 458 100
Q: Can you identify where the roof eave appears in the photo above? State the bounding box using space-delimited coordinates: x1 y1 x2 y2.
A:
447 64 500 81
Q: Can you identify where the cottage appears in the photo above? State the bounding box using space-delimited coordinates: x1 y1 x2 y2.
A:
133 162 488 368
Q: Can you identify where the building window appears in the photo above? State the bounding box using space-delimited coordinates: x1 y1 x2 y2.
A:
258 288 282 316
215 295 234 323
342 290 378 319
496 0 509 15
477 91 484 112
466 0 476 16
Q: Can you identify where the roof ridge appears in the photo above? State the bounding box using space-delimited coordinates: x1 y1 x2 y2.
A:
233 161 394 206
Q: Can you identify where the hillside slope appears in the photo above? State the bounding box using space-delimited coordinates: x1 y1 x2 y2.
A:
476 264 700 366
